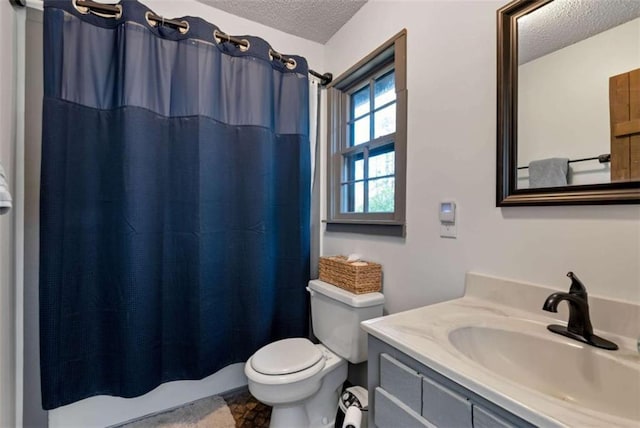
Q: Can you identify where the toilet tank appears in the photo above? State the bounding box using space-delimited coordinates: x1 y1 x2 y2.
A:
307 280 384 364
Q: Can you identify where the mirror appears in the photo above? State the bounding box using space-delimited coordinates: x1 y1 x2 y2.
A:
497 0 640 205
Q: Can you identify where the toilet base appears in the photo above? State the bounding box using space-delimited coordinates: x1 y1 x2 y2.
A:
269 404 310 428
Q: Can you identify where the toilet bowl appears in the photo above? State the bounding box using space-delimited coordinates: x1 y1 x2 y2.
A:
245 280 384 428
245 339 347 428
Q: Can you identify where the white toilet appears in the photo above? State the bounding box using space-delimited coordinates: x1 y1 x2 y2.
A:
245 279 384 428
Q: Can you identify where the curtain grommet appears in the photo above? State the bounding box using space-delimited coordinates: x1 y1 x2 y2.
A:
213 29 224 44
145 11 158 27
92 4 121 19
213 31 248 51
286 58 297 70
73 0 121 19
179 20 190 35
72 0 90 15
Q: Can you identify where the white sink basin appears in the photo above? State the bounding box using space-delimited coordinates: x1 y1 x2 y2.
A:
449 326 640 422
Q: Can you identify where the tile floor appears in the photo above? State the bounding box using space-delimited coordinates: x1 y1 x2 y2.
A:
223 389 272 428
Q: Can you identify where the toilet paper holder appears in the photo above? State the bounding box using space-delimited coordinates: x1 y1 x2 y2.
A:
339 386 368 428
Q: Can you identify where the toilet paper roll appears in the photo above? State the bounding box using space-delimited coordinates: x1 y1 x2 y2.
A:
342 406 362 428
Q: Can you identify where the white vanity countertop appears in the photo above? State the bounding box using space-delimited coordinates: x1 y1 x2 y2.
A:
361 272 640 428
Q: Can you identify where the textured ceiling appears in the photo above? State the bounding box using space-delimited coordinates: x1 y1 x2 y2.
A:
518 0 640 64
197 0 367 44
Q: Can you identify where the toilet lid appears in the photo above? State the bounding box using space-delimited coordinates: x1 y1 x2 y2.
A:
251 338 323 375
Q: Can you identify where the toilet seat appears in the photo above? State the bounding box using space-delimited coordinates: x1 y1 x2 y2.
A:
251 338 323 375
246 339 328 386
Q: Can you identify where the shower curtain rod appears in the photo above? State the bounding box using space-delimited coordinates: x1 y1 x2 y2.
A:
517 153 611 170
75 0 333 86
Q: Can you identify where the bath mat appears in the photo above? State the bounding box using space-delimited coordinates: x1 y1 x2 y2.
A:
120 395 236 428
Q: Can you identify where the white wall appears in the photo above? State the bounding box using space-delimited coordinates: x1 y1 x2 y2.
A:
321 0 640 315
19 1 324 427
517 18 640 187
0 2 18 428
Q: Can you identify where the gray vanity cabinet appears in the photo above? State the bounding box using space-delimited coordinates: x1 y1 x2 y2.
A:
375 387 433 428
421 375 473 427
368 336 535 428
473 405 518 428
380 353 422 412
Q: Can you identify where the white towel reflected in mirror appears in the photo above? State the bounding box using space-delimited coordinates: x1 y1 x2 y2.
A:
528 158 569 188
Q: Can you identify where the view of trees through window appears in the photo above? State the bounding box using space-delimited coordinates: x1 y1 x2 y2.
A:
344 69 396 213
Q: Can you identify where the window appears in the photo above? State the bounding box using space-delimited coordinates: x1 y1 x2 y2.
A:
326 30 407 236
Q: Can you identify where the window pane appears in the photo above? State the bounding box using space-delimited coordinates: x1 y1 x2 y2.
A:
352 115 370 146
374 71 395 108
368 177 395 213
342 182 364 213
369 148 395 178
374 103 396 139
351 86 370 118
343 152 364 181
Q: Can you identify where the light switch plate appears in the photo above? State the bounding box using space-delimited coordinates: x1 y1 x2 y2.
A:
440 224 457 238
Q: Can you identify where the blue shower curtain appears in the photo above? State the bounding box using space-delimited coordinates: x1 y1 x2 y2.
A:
40 0 310 409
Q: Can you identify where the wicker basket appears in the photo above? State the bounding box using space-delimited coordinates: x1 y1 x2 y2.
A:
318 256 382 294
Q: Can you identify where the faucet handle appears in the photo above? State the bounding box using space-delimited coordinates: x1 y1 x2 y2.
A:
566 271 587 297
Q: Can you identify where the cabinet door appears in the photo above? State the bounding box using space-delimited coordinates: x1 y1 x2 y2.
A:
380 353 423 413
375 387 434 428
422 377 472 428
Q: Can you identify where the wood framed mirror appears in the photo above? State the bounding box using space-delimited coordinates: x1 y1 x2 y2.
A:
497 0 640 206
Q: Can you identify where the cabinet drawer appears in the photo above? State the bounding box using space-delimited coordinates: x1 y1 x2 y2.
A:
473 404 517 428
375 387 434 428
380 353 422 413
422 376 472 428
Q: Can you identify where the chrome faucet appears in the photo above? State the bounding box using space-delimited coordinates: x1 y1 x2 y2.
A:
542 272 618 351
